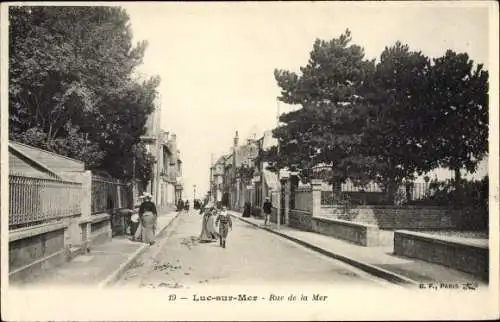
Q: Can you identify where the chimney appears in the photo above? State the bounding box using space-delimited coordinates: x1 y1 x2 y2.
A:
233 131 239 147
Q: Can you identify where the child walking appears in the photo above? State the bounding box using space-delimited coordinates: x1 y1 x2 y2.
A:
215 206 232 248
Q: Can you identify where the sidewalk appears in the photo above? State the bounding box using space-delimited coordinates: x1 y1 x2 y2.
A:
229 211 486 286
14 211 179 288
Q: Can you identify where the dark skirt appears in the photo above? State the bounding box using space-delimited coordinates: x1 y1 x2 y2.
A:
242 205 251 217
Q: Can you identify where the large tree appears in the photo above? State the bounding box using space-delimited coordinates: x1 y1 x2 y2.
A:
424 50 489 199
359 42 433 200
9 6 158 180
269 29 374 185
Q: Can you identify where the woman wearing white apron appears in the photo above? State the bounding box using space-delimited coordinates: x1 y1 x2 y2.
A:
136 192 158 245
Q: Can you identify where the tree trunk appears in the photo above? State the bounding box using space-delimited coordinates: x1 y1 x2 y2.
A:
405 181 413 204
454 167 462 208
386 180 398 205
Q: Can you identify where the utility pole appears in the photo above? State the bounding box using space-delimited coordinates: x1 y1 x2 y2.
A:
193 184 197 201
276 98 281 229
132 151 137 206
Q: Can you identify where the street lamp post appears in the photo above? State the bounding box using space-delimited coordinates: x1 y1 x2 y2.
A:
193 184 197 201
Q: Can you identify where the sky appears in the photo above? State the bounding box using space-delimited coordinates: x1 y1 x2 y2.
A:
123 2 492 199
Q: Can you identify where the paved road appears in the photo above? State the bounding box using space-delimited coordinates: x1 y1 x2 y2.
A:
115 211 391 288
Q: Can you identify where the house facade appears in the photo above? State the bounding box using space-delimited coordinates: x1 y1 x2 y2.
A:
157 131 183 209
140 99 183 207
209 130 278 213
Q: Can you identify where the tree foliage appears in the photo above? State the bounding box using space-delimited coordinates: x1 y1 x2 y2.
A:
270 30 373 184
424 50 489 180
360 42 432 194
267 30 489 204
9 6 159 181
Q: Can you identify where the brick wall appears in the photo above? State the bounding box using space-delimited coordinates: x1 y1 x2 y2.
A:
311 217 381 247
320 205 456 230
394 230 489 281
288 210 313 231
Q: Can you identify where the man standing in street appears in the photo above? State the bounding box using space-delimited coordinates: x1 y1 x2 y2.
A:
263 197 272 226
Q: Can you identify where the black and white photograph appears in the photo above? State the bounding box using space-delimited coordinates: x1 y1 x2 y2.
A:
1 1 498 321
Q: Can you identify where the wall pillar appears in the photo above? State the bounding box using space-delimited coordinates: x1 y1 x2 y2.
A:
275 187 281 228
311 179 322 217
65 170 92 250
235 178 241 210
283 178 290 225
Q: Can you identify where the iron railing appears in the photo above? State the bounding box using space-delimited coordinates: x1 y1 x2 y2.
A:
9 174 82 229
320 181 434 206
91 176 131 214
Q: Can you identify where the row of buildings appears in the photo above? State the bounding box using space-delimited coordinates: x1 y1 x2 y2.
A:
208 125 489 214
140 99 184 209
209 130 281 213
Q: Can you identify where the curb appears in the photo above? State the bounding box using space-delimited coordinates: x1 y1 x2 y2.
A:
230 213 419 287
97 212 180 288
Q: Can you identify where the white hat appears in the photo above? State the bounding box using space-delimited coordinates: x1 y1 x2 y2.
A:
140 192 152 199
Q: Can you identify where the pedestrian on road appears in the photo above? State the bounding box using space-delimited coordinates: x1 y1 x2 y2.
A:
177 199 184 212
184 200 190 213
199 202 218 242
263 197 272 226
216 206 232 248
130 211 140 237
130 195 146 242
243 201 251 218
199 198 208 215
138 192 158 245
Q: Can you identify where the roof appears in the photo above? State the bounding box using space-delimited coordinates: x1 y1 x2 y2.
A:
215 155 226 165
10 141 85 172
9 144 62 179
9 151 57 179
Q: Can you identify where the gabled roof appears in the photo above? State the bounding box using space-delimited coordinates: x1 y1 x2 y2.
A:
9 150 57 179
9 143 62 179
10 141 85 172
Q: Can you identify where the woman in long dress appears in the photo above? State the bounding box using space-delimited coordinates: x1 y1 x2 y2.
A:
206 207 219 239
138 192 158 245
199 203 215 242
242 202 251 218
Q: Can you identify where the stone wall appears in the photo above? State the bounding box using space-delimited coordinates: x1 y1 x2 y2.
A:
320 205 455 230
311 216 381 247
288 210 313 231
394 230 489 281
90 214 112 245
9 222 68 283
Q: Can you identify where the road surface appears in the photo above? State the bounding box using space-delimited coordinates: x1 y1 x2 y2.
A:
114 211 392 288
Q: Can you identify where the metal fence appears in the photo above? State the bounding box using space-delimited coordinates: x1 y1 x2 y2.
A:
321 181 433 206
9 174 82 229
91 175 131 214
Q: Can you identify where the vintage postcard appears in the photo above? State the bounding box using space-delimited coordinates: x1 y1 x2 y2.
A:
1 1 499 321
